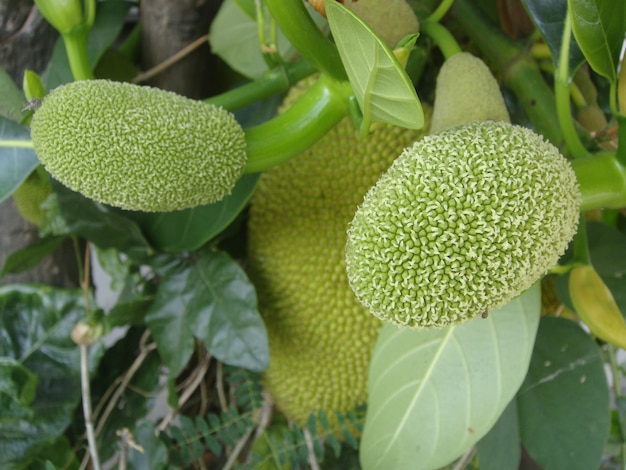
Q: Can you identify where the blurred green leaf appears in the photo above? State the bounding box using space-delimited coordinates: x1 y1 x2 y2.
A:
0 66 26 123
29 435 80 470
0 236 66 278
476 399 521 470
360 284 541 470
129 173 260 252
569 0 625 82
0 117 39 203
523 0 585 73
517 317 610 470
0 285 101 469
325 0 424 132
127 422 169 470
145 248 268 376
94 47 140 82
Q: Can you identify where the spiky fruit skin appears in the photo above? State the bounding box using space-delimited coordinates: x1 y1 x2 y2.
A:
247 92 430 426
430 52 510 135
346 121 581 328
12 166 52 226
30 80 247 212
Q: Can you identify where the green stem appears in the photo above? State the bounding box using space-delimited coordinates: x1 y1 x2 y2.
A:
572 152 626 211
555 14 590 159
0 140 34 148
205 58 317 111
451 0 564 148
63 28 94 80
243 74 352 173
617 114 626 166
571 213 591 265
419 21 462 60
263 0 346 81
427 0 455 23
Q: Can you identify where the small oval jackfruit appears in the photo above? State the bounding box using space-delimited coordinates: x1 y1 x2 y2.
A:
430 52 510 135
30 80 247 212
12 166 52 226
248 85 430 426
346 121 581 328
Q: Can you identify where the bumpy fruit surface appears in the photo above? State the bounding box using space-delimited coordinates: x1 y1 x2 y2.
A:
30 80 247 212
247 84 430 426
430 52 510 135
346 121 581 328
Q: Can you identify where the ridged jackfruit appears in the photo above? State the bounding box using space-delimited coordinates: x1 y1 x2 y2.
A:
346 121 581 328
12 166 52 226
430 52 510 135
247 87 430 426
30 80 247 212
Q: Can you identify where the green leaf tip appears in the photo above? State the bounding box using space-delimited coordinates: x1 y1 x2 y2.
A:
346 121 581 328
30 80 247 212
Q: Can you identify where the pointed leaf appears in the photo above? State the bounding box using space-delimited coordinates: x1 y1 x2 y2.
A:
517 316 610 470
0 66 26 123
0 236 66 278
569 0 625 82
360 283 541 470
325 0 423 131
0 117 39 203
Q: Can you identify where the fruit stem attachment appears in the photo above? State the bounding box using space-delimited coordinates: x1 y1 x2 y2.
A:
243 74 353 173
63 29 94 81
419 20 462 60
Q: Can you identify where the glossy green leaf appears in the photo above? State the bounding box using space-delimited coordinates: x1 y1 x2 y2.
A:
129 173 261 252
325 0 424 132
0 117 39 203
569 0 625 82
0 236 66 278
523 0 585 73
517 317 610 470
360 284 541 470
0 66 26 123
0 285 101 469
476 399 521 470
145 249 268 376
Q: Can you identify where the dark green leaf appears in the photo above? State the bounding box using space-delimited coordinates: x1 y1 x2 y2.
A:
94 47 140 83
476 399 521 470
0 357 37 409
29 435 80 470
522 0 585 72
517 317 610 470
145 249 268 376
0 117 39 203
44 0 132 88
53 181 154 263
0 285 100 469
0 236 66 278
569 0 625 82
0 66 26 123
127 422 168 470
129 173 260 252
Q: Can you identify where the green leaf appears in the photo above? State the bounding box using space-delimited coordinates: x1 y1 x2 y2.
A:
360 284 541 470
29 435 80 470
127 422 169 470
569 0 625 82
325 0 424 132
0 66 26 123
0 236 66 278
145 249 268 376
476 399 521 470
129 173 260 252
523 0 585 73
517 316 610 470
0 117 39 203
0 285 100 469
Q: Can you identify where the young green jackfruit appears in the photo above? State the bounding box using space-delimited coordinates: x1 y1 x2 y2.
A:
12 166 53 226
430 52 510 135
30 80 247 212
247 85 431 427
346 121 581 328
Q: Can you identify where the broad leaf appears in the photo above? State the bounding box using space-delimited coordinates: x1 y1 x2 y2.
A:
127 422 169 470
360 284 541 470
145 249 268 376
476 399 521 470
325 0 424 132
522 0 585 73
0 117 39 203
129 173 260 252
0 285 101 469
569 0 625 82
0 66 26 123
0 236 66 278
517 317 610 470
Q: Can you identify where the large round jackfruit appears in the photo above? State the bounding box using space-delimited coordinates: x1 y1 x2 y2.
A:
30 80 247 212
247 91 430 426
346 121 581 328
430 52 510 135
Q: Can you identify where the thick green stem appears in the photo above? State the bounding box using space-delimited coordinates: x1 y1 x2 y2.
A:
573 152 626 211
205 58 317 111
63 28 94 80
263 0 346 81
451 0 564 148
571 213 591 265
420 21 462 60
244 74 352 173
